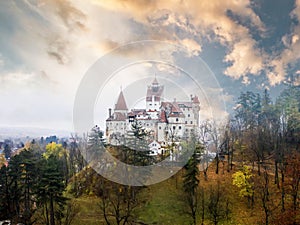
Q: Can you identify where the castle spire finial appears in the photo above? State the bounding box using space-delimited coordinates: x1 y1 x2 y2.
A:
152 74 158 85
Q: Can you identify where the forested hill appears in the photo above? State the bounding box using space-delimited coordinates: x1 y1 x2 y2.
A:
0 86 299 225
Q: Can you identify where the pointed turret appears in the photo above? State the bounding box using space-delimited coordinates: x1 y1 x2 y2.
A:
115 90 128 111
152 77 159 85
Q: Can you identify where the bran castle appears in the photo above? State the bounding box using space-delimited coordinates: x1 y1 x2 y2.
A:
106 78 200 147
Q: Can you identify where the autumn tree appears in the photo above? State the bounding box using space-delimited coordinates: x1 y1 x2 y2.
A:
207 182 231 225
232 165 254 207
255 164 276 225
97 177 141 225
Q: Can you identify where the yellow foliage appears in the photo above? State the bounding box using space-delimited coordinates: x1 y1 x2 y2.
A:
232 166 253 198
0 154 6 167
43 142 66 159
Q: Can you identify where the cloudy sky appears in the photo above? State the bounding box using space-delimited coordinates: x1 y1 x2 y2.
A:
0 0 299 132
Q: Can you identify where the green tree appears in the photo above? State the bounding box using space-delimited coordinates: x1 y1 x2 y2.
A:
94 121 151 224
18 149 39 225
125 120 153 166
36 143 67 225
0 165 10 220
182 134 202 225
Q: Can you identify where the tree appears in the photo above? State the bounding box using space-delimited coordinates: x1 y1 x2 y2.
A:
275 150 300 224
7 153 23 223
182 133 202 225
36 143 68 225
198 120 214 180
44 142 69 185
0 165 10 220
235 91 261 130
97 177 140 225
274 86 300 211
91 121 152 225
255 165 273 225
207 182 231 225
125 120 153 166
4 143 11 160
18 149 39 225
232 165 254 207
0 154 6 167
234 90 276 176
87 125 105 161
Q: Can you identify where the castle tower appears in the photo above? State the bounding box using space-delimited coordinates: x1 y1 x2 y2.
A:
146 78 164 119
106 90 128 143
191 95 200 127
114 90 128 114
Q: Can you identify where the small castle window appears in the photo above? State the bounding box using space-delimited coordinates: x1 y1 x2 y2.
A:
173 126 176 130
188 114 190 117
179 126 182 130
176 118 179 122
190 121 193 124
159 126 161 130
185 121 187 124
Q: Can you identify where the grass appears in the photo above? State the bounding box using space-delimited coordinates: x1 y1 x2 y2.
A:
68 160 288 225
71 196 102 225
135 171 191 225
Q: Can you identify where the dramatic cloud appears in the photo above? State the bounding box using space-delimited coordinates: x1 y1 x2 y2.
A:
92 0 266 82
224 38 264 81
266 0 300 85
0 0 299 130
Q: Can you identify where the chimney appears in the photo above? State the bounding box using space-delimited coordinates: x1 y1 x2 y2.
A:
109 108 112 118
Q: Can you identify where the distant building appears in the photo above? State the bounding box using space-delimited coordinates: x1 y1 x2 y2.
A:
106 78 200 146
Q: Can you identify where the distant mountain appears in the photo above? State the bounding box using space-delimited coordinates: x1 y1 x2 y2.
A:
0 126 71 139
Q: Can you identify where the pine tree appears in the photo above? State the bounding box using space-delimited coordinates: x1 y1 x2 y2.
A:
0 165 10 220
183 133 202 225
36 145 67 225
87 125 105 163
125 120 153 166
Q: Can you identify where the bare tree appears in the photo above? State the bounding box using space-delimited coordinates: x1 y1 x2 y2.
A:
207 181 231 225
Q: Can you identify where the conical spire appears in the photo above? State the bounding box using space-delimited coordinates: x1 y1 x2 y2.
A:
152 77 159 85
115 90 128 111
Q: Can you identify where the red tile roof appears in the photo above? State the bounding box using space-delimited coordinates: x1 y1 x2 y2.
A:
159 110 168 123
192 95 200 104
